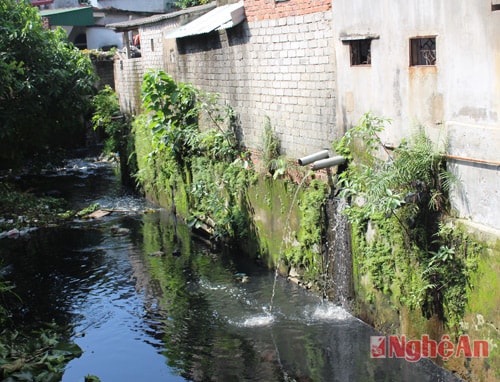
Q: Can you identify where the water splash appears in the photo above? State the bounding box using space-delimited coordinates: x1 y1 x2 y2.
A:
309 302 351 322
239 312 275 327
269 173 311 312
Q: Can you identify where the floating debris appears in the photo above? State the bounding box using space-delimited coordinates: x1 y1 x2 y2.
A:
85 209 112 219
234 273 250 283
110 225 130 236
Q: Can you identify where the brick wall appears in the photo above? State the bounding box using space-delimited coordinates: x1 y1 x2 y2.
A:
114 3 336 158
114 57 144 115
139 19 179 71
245 0 331 21
166 9 336 158
93 60 115 90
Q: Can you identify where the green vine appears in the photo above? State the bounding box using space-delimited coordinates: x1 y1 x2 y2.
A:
91 86 137 186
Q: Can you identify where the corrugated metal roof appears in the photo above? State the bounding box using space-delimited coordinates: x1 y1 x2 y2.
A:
39 6 94 26
106 2 216 31
164 1 245 39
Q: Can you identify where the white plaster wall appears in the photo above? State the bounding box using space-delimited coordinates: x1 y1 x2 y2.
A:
96 0 173 13
53 0 79 7
333 0 500 230
86 27 123 49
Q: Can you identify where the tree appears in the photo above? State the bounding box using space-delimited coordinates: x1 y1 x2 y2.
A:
174 0 211 10
0 0 96 168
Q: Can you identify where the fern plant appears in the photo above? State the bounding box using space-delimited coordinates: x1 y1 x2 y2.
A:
334 112 479 327
261 117 287 179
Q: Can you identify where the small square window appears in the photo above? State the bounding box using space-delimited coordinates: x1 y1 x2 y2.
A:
349 39 371 66
410 37 436 66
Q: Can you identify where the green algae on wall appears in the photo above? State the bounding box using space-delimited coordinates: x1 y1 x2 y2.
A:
336 113 497 381
246 175 300 269
445 229 500 382
132 71 330 284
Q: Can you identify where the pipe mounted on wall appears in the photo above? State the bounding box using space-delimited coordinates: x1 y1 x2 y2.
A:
297 150 330 166
311 156 346 170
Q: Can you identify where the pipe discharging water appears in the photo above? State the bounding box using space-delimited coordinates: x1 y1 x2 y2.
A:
311 156 346 171
297 150 330 166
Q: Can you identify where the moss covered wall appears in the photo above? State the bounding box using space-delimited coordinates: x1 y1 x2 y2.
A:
133 97 329 282
351 220 500 382
246 176 301 269
447 225 500 382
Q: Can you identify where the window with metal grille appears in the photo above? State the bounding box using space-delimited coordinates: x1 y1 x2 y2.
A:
350 39 371 66
410 37 436 66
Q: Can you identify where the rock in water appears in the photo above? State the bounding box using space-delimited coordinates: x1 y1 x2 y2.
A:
110 225 130 236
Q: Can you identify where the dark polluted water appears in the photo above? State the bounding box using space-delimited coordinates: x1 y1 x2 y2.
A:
0 158 463 382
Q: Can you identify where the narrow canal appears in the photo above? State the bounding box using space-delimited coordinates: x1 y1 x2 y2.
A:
0 157 462 381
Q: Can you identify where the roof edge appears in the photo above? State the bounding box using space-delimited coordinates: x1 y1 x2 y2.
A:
106 2 217 31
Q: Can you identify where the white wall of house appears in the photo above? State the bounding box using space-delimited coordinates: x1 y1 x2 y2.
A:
53 0 79 7
332 0 500 231
96 0 175 13
86 27 123 49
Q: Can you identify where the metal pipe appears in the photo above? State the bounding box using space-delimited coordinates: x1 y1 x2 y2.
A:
384 144 500 167
444 154 500 167
311 156 346 170
297 150 329 166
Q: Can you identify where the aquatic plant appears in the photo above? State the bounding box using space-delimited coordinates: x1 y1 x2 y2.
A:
0 182 68 231
0 325 82 381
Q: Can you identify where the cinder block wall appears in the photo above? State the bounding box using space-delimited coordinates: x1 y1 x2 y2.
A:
114 58 144 115
93 59 115 90
140 19 179 71
164 0 336 158
113 0 336 158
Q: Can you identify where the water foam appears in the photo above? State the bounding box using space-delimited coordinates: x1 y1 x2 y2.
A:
239 313 275 327
310 303 351 321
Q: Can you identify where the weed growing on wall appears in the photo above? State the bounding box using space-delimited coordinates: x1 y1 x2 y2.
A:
335 112 481 329
284 179 329 281
134 70 254 242
261 117 287 179
134 71 329 283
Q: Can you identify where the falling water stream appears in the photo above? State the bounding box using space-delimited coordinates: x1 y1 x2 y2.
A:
325 196 354 309
0 157 464 381
269 172 310 314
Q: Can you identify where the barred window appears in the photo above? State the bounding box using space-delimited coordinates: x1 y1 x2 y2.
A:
410 37 436 66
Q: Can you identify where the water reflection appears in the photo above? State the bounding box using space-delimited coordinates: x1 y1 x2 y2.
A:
0 158 463 382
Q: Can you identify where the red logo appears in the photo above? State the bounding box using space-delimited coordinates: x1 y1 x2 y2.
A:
370 336 386 358
370 335 489 362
